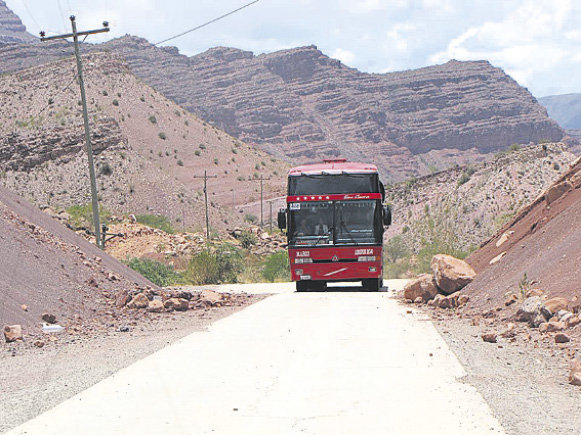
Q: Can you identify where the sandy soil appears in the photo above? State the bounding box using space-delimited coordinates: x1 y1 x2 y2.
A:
0 295 264 433
430 309 581 434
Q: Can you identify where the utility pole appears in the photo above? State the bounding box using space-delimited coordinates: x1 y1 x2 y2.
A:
193 170 217 240
254 176 269 227
268 199 273 232
40 16 110 249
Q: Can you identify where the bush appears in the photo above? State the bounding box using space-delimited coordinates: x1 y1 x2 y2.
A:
194 150 201 156
99 162 113 176
159 132 167 140
149 115 157 124
244 213 258 224
509 143 520 151
112 99 119 106
262 251 289 282
177 160 184 166
184 244 243 284
136 214 175 233
239 230 258 249
127 258 181 286
66 203 111 229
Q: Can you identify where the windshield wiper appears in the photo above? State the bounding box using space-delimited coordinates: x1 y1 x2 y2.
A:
313 227 334 246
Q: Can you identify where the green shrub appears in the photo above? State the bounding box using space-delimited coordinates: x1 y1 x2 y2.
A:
159 132 167 140
66 203 111 229
509 143 520 151
177 160 184 166
239 230 258 249
244 213 258 224
184 244 243 284
136 214 175 233
262 251 289 282
112 99 119 106
194 150 201 156
99 162 113 176
127 258 181 286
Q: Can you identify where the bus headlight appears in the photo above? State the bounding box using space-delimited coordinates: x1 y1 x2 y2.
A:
295 258 313 264
358 256 376 262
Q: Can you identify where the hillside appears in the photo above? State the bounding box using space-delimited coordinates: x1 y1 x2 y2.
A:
99 38 565 182
383 143 576 275
0 185 154 333
539 93 581 129
0 52 289 231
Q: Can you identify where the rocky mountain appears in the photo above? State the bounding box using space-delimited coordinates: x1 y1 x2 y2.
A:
0 53 289 231
0 0 35 43
539 93 581 129
97 38 564 182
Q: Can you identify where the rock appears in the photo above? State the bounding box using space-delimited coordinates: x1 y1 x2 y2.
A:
403 274 438 302
495 231 514 248
525 288 544 298
199 289 222 305
430 292 468 309
41 313 56 324
554 333 570 343
116 290 130 308
515 296 550 327
4 325 23 342
413 297 424 304
87 277 98 288
544 297 569 316
481 332 497 343
567 316 580 328
119 326 130 332
430 254 476 295
21 304 28 312
504 294 518 306
569 360 581 386
489 252 506 265
546 181 572 205
539 322 549 333
127 293 149 309
164 298 189 311
146 300 164 313
547 321 565 332
33 340 45 348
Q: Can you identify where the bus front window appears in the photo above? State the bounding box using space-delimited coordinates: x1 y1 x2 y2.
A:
288 201 334 246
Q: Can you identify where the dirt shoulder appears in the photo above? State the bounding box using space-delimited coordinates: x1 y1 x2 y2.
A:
0 294 266 433
428 307 581 434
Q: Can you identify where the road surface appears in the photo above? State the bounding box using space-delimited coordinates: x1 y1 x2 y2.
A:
14 281 503 434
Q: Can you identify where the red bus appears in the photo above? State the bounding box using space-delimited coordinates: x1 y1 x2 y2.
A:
278 158 391 291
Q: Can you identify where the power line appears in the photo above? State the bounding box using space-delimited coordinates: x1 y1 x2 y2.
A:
153 0 259 47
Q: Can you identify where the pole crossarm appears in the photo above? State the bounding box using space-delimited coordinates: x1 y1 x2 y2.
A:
40 27 110 41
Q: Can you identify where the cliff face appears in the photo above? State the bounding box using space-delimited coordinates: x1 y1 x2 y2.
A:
102 38 564 180
0 0 35 43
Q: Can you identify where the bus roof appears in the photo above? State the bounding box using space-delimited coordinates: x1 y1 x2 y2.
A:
289 159 378 176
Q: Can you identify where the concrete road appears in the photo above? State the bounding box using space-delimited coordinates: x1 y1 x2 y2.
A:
14 281 503 435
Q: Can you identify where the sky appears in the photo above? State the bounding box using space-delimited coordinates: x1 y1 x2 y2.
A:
6 0 581 97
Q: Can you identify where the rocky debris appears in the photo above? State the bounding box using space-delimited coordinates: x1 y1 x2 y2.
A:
570 360 581 386
489 252 506 265
431 254 476 295
495 231 514 248
554 333 571 343
428 292 469 309
33 340 45 348
164 298 189 312
544 297 569 316
3 325 22 342
403 274 438 302
539 321 565 333
481 332 497 343
127 293 149 309
504 294 519 307
515 296 550 327
146 300 164 313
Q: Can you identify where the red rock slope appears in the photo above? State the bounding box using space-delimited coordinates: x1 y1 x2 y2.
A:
0 186 154 333
464 156 581 311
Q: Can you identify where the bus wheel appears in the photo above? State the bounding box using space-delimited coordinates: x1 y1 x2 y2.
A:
296 281 308 292
363 278 381 292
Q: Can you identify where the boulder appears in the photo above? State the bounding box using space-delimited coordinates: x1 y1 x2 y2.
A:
555 333 570 343
567 316 580 328
164 298 189 311
127 293 149 309
546 321 565 332
146 300 164 313
544 297 569 316
515 296 550 327
200 289 222 305
41 313 56 324
429 292 468 309
403 274 438 302
430 254 476 295
4 325 23 343
481 332 497 343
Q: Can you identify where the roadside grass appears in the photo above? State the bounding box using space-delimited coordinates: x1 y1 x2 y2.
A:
126 258 182 287
66 203 112 229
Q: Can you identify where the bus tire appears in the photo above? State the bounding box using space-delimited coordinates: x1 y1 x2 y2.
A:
363 278 381 292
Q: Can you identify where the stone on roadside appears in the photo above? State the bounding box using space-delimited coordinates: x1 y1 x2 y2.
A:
21 304 28 312
544 297 569 316
546 321 566 332
515 296 550 327
569 360 581 386
403 274 438 302
34 340 45 348
41 313 56 324
199 289 222 306
413 297 424 304
567 316 580 328
504 294 518 306
164 298 189 311
4 325 23 343
481 332 497 343
555 333 570 343
127 293 149 309
146 300 164 313
430 254 476 295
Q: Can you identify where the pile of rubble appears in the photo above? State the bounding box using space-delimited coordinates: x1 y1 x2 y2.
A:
229 226 286 255
402 254 475 309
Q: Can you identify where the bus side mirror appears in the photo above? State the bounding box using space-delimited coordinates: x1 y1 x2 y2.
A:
382 205 392 227
277 208 287 230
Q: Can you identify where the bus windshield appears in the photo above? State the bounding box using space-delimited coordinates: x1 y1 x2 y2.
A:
288 200 381 246
288 174 379 196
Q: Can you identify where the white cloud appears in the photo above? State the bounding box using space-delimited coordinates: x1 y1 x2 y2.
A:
331 48 355 65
